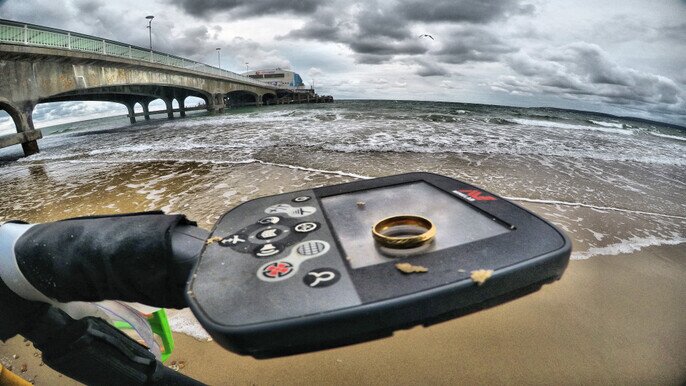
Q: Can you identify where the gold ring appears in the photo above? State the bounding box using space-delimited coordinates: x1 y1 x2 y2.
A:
372 215 436 249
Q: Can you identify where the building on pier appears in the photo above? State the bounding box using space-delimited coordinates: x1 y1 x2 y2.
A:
243 69 305 90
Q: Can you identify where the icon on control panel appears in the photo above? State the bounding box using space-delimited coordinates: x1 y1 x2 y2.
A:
292 196 311 203
256 240 330 282
261 261 294 279
265 204 316 218
257 216 281 225
304 268 340 288
294 222 319 233
220 234 246 247
296 240 328 256
255 243 281 257
256 228 281 240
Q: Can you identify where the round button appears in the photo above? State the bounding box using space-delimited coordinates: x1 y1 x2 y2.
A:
294 222 319 233
295 240 329 257
292 196 311 203
254 243 281 257
303 268 340 288
257 216 281 225
256 228 282 240
261 261 294 279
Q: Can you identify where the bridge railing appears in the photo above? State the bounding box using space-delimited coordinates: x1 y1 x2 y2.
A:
0 19 272 89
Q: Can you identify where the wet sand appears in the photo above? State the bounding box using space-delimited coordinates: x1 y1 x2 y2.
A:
1 103 684 384
3 244 684 385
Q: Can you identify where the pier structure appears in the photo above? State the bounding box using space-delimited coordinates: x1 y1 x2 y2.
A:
0 19 331 157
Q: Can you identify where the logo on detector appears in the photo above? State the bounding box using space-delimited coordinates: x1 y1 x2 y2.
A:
453 189 496 202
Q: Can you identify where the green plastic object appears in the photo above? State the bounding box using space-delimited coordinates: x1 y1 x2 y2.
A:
113 308 175 362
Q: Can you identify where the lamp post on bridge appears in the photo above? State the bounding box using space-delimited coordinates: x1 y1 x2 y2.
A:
145 15 154 51
216 47 221 70
245 62 249 72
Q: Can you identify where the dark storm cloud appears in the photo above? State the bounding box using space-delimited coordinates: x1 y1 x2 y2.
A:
435 27 515 64
397 0 534 23
281 0 526 64
495 42 685 117
414 60 450 77
170 0 324 18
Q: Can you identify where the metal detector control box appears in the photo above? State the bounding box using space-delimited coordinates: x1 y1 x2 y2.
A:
187 173 571 358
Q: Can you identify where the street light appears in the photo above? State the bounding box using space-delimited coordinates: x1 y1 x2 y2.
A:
216 48 221 70
145 15 154 51
245 62 249 72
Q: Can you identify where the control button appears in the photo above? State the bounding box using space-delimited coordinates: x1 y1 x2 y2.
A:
295 240 329 257
290 206 316 217
265 204 317 218
256 228 281 240
292 196 311 203
294 222 319 233
261 261 294 279
220 234 246 247
304 268 340 288
255 243 281 257
257 216 281 225
265 204 291 214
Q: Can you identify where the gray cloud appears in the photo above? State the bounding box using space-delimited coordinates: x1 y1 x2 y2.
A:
1 0 684 125
170 0 324 18
32 101 125 122
435 27 515 64
495 42 685 117
281 1 523 64
413 59 450 77
397 0 534 23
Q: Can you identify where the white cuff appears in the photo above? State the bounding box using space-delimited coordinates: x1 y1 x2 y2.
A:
0 223 54 303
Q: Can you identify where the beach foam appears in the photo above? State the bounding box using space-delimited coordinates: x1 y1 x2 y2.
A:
571 235 686 260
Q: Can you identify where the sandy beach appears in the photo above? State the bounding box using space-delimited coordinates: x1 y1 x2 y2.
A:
1 102 684 384
3 243 684 385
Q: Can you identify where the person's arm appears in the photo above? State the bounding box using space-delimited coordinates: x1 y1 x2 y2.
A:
0 213 209 385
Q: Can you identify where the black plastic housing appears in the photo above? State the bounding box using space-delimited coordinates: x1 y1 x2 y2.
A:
187 173 571 358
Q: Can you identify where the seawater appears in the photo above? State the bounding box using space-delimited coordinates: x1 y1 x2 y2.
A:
0 100 684 338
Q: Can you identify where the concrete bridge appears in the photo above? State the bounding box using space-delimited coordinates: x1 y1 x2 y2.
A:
0 19 281 157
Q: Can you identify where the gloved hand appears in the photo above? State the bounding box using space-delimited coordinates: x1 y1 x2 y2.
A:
5 211 203 309
0 213 208 385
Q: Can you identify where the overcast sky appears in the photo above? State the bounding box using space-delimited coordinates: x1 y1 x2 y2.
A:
1 0 685 128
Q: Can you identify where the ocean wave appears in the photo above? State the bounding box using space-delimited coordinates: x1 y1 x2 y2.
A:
588 119 624 128
166 308 212 341
506 197 686 220
649 131 686 142
512 118 633 135
571 235 686 260
487 117 515 125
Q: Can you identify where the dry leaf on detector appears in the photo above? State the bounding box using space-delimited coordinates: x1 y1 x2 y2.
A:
395 263 429 274
205 236 223 245
470 269 493 285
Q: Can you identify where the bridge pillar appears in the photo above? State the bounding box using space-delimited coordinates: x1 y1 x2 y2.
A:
208 93 225 114
178 98 186 118
4 101 41 156
124 102 136 124
163 98 174 119
142 102 151 120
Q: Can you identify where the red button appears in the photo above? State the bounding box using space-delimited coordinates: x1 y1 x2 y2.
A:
262 261 293 279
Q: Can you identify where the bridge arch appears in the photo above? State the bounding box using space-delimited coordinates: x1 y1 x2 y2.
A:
0 100 26 132
226 90 259 108
0 98 40 155
261 92 277 106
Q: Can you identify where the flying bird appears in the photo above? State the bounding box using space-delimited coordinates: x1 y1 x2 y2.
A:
418 34 434 40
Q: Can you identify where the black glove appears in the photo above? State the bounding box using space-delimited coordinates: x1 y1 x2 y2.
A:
13 212 202 309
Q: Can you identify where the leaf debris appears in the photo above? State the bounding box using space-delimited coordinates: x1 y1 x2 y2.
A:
470 269 493 285
205 236 223 245
395 263 429 274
